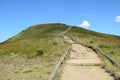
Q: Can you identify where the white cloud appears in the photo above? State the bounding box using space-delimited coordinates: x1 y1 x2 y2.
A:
77 20 90 28
115 15 120 23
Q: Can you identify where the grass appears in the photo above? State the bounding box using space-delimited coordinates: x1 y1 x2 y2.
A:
0 23 69 80
4 23 68 42
66 26 120 78
1 23 120 79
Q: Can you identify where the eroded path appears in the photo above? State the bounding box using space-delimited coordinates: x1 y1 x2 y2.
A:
60 36 114 80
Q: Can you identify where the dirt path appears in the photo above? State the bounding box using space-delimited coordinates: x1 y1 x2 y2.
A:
60 36 114 80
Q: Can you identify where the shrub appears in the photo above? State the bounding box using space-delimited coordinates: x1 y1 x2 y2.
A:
33 49 44 57
53 42 58 45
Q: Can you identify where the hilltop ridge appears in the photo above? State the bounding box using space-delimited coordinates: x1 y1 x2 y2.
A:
5 23 68 42
3 23 120 43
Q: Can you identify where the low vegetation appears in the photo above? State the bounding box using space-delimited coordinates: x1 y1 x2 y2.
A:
66 26 120 78
0 23 120 79
0 23 69 80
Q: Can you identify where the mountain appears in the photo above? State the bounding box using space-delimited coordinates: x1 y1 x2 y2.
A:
0 23 120 80
5 23 68 42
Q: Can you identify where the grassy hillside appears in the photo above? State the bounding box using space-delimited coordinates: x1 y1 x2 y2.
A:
0 23 68 56
5 23 68 42
66 26 120 77
0 23 69 80
0 23 120 79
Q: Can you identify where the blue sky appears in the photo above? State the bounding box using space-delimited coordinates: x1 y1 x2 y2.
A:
0 0 120 42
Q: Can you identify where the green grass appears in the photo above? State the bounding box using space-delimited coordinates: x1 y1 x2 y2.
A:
1 23 120 79
66 26 120 77
0 23 69 80
4 23 68 42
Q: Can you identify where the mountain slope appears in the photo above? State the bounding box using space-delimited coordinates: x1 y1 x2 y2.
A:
0 23 69 55
5 23 68 42
0 23 69 80
0 23 120 80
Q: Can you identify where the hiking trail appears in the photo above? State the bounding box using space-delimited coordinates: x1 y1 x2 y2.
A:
60 35 114 80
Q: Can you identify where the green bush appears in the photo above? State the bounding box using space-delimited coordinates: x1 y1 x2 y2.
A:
33 49 44 57
53 42 58 45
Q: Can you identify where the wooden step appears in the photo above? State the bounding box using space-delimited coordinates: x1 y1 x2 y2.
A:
67 59 102 66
